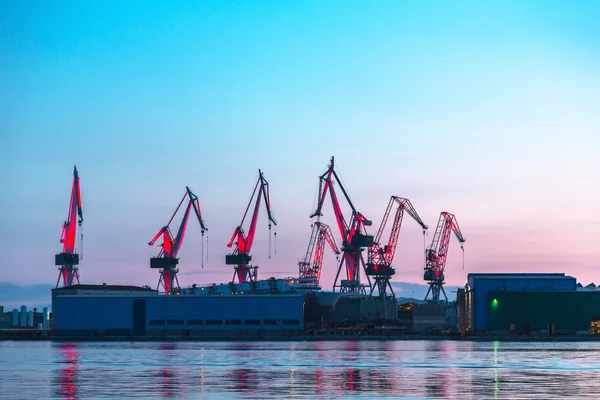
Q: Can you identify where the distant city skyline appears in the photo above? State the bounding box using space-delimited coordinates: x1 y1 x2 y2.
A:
1 1 599 292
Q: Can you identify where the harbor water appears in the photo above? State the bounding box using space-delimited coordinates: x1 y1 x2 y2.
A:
1 340 599 399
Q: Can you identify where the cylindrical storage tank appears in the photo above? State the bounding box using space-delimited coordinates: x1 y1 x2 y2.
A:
42 307 49 329
20 306 27 327
27 311 34 327
37 323 42 330
12 309 18 327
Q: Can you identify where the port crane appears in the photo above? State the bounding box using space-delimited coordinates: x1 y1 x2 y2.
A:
55 165 83 288
149 186 207 294
310 157 373 293
367 196 428 314
424 211 465 303
298 222 340 284
226 170 277 284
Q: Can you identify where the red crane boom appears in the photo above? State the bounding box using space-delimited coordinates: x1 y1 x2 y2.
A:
226 170 277 284
310 157 373 293
424 211 465 303
298 222 340 284
149 186 207 294
368 196 428 273
55 165 83 288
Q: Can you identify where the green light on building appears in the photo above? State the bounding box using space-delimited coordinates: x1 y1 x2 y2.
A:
492 299 498 310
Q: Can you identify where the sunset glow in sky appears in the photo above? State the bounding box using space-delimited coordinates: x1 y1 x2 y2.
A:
1 1 599 294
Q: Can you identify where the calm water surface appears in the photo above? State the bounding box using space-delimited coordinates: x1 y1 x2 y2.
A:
1 340 599 399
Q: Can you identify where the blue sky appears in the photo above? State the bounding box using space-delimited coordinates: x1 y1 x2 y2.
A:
1 1 599 292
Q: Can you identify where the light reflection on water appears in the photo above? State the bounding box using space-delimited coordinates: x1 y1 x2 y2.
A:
1 340 600 398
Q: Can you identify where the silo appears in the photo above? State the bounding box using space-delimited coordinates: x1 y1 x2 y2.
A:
42 307 49 329
27 310 34 327
11 309 18 327
20 305 27 327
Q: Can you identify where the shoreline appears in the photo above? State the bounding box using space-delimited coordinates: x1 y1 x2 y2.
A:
3 333 600 342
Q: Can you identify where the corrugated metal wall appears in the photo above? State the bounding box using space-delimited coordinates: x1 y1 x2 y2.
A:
489 290 600 333
53 294 304 336
468 275 576 331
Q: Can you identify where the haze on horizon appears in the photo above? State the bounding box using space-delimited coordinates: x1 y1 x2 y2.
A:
1 1 599 294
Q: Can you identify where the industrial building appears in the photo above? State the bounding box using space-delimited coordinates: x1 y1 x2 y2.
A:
461 273 581 334
52 284 305 337
488 290 600 334
332 295 398 325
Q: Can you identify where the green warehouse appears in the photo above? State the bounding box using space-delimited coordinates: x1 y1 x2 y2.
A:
488 290 600 334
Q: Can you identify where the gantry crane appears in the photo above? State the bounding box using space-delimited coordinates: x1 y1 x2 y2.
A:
55 165 83 288
149 186 207 294
367 196 428 311
298 222 340 284
310 157 373 293
226 170 276 284
424 211 465 303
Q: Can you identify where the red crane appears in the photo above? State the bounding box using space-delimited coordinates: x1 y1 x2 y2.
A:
298 222 340 284
367 196 428 302
55 165 83 288
310 157 373 293
226 170 276 284
149 186 207 294
424 211 465 303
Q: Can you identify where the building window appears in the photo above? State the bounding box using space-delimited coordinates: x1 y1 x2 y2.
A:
264 319 280 325
187 319 203 325
225 319 241 325
206 319 222 325
244 319 260 325
149 319 165 326
167 319 184 325
283 319 299 325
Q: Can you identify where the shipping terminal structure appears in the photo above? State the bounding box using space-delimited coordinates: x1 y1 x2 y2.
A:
51 158 468 338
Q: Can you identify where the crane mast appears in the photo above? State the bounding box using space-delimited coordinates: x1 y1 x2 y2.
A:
55 165 83 288
310 157 373 293
367 196 428 310
298 222 340 284
149 186 207 294
226 170 277 284
424 211 465 303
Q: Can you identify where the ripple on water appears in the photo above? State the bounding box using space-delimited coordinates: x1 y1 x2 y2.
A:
1 340 600 399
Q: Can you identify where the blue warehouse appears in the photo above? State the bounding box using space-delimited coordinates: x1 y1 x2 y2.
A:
52 284 305 338
464 273 576 332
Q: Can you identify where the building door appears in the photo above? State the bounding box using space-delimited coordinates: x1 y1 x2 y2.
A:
133 299 146 336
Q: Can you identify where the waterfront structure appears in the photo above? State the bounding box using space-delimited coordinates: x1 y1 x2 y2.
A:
463 273 577 332
52 283 310 337
489 290 600 334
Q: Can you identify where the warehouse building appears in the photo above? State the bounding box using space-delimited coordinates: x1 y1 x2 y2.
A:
488 290 600 334
52 284 304 337
463 273 577 333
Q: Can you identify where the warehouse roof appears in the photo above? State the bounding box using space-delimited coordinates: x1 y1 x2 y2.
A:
467 273 574 280
53 284 155 292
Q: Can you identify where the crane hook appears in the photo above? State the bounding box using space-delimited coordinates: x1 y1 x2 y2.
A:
79 224 84 261
201 230 205 269
268 223 272 259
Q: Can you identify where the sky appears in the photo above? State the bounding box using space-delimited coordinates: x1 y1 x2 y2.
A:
1 1 599 297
